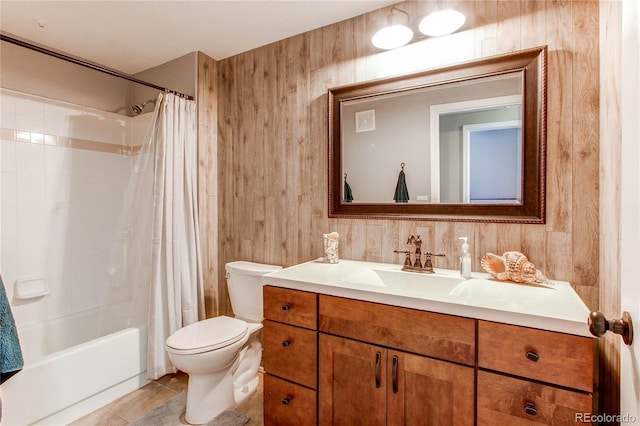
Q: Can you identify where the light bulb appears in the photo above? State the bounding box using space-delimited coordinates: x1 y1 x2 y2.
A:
372 25 414 50
418 10 466 37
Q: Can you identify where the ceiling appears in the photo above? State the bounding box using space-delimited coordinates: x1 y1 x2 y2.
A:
1 0 397 75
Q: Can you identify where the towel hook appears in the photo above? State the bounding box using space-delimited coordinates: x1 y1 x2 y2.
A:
344 173 348 180
401 162 405 170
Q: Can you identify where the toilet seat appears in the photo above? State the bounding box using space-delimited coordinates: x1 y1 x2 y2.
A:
166 316 248 355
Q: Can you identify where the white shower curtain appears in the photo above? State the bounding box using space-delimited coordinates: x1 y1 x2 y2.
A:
146 93 205 380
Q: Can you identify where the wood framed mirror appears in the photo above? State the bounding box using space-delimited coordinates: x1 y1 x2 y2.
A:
328 46 547 223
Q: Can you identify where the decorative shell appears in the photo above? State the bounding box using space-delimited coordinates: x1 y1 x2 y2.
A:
480 251 552 286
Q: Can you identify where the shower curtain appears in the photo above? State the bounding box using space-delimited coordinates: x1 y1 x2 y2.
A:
145 93 204 380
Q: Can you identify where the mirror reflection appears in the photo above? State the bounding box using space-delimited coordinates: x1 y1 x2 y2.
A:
341 73 523 204
328 46 546 223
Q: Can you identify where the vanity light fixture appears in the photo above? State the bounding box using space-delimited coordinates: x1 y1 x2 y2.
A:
372 7 466 50
371 7 414 50
418 9 466 37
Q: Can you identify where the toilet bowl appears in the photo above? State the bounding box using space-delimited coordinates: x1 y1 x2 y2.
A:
165 261 281 424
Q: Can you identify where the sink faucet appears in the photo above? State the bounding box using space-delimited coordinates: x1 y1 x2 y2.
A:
413 235 423 268
394 235 445 274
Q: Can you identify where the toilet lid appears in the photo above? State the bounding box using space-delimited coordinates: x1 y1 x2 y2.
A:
165 316 248 354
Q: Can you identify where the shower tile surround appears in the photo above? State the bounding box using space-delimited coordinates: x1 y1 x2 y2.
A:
0 88 150 331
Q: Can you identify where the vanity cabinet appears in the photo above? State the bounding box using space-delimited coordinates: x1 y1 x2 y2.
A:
262 283 595 425
318 295 475 426
477 321 594 425
263 286 318 426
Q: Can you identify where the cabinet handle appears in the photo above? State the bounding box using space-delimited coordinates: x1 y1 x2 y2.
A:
281 303 291 311
524 402 537 416
525 351 539 362
281 396 292 405
392 355 399 394
375 352 382 388
282 339 291 347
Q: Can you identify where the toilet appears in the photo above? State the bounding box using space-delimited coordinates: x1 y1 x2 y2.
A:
165 261 281 424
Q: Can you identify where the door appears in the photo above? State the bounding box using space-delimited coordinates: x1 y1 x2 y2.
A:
463 123 522 203
620 0 640 420
387 350 475 426
319 333 386 426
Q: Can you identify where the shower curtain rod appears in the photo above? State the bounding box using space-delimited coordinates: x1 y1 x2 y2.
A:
1 34 195 101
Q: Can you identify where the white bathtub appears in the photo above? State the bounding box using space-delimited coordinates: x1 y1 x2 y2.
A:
1 308 149 425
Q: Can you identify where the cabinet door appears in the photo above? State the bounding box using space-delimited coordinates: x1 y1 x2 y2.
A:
319 333 386 426
387 351 475 426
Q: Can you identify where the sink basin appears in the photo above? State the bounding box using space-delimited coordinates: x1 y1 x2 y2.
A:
340 267 466 295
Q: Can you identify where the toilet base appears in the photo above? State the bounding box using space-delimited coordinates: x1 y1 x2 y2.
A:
185 368 235 424
233 374 260 404
181 330 263 425
183 365 261 425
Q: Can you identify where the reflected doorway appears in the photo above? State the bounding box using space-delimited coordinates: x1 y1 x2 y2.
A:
463 122 522 203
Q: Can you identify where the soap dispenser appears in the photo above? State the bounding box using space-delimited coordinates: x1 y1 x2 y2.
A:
458 237 471 279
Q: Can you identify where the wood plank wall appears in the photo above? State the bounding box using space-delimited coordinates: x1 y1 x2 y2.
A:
216 0 599 309
197 52 220 318
209 0 609 411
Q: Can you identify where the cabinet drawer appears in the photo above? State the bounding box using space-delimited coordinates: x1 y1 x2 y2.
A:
478 321 594 392
264 374 317 426
264 320 317 389
477 371 592 425
319 295 476 366
264 286 317 329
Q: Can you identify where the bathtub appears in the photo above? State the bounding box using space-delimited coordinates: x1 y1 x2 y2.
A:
1 308 149 425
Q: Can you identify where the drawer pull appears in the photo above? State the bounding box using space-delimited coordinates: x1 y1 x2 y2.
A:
525 351 540 362
281 396 292 405
375 352 382 388
524 402 537 416
392 355 399 394
281 303 291 311
282 339 291 347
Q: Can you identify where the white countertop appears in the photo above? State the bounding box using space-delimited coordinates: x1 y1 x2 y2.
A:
261 258 593 338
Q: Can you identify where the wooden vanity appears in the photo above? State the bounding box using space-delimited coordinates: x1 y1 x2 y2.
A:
261 260 595 425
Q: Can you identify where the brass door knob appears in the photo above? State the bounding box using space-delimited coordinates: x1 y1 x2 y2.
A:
588 311 633 345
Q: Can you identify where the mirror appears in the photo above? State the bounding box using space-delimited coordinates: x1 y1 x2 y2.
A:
328 46 546 223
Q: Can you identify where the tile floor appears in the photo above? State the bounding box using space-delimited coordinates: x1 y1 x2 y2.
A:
68 371 263 425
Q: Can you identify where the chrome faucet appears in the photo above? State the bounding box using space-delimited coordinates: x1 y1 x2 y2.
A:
394 235 445 274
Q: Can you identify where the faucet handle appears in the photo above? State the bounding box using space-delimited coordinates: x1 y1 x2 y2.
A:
423 252 445 270
425 252 446 257
393 250 412 267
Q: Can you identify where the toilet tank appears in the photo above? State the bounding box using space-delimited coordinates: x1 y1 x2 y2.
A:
225 261 282 323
